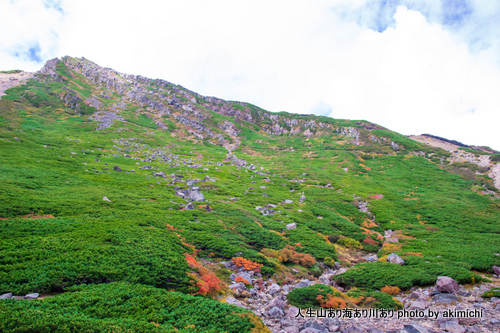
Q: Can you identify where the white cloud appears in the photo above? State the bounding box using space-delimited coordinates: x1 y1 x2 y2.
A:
0 0 64 70
1 0 500 149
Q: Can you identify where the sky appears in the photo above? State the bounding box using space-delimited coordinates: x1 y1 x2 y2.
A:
1 0 499 149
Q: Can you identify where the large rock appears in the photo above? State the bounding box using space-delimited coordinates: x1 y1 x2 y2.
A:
113 166 122 171
387 253 405 265
234 272 252 283
300 321 328 333
267 306 285 318
323 317 341 332
228 283 246 290
437 318 465 333
268 296 286 309
24 293 39 300
188 190 205 202
403 323 430 333
0 293 12 299
436 276 459 293
432 293 458 304
296 279 311 288
319 274 333 286
267 283 281 295
286 223 297 230
408 301 427 310
492 265 500 276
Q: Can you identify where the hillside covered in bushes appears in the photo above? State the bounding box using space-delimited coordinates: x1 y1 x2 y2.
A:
1 57 499 332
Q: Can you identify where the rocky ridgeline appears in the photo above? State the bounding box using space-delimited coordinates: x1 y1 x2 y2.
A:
32 56 399 150
221 258 500 333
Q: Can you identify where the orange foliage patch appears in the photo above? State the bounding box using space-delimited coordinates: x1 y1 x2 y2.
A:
233 257 263 271
361 219 378 228
404 252 423 257
381 286 401 296
317 294 347 309
235 276 250 285
278 245 316 268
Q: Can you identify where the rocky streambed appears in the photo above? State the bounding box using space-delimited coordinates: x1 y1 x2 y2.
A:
221 259 500 333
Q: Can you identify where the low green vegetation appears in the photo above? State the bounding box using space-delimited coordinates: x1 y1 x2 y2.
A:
481 288 500 298
1 57 500 330
286 284 340 308
0 282 258 333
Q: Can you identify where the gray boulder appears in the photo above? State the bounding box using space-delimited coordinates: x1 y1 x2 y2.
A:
403 323 430 333
319 274 332 286
24 293 39 300
387 253 405 265
234 272 252 283
268 296 285 309
299 195 306 202
492 265 500 276
228 283 246 290
188 190 205 202
432 293 458 304
408 301 427 310
324 317 341 332
268 283 281 295
286 223 297 230
284 199 293 204
113 166 122 171
268 306 285 318
296 279 311 288
185 202 195 210
0 293 12 299
436 276 459 293
438 318 465 333
300 321 328 333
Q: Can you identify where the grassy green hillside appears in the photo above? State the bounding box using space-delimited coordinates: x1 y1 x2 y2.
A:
1 57 499 331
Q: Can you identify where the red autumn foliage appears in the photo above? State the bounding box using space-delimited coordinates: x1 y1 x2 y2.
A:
363 236 379 245
184 253 222 296
278 245 316 268
317 294 347 309
232 257 262 271
380 285 401 296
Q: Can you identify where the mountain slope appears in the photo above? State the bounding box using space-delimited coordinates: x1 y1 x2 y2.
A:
1 56 500 332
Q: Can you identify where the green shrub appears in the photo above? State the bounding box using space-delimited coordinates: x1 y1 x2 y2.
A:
334 261 482 291
0 282 257 332
481 288 500 298
287 284 338 308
